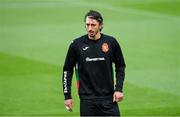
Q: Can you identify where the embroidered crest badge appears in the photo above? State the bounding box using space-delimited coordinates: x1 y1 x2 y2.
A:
101 43 109 53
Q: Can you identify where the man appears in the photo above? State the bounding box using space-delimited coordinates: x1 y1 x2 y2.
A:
62 10 126 116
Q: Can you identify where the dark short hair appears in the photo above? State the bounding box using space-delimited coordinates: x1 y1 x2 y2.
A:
84 10 103 24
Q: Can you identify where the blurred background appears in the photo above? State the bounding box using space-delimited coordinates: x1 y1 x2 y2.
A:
0 0 179 116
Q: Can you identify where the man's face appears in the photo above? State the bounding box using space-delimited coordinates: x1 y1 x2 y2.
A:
85 17 102 38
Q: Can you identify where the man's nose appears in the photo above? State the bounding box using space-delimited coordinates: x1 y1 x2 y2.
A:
88 25 92 30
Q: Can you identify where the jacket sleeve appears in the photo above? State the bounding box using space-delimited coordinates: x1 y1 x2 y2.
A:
62 41 77 100
112 39 126 92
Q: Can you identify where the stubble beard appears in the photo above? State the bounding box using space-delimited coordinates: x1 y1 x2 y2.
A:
88 30 99 40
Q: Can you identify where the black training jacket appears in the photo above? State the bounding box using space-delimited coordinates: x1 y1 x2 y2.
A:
62 33 126 100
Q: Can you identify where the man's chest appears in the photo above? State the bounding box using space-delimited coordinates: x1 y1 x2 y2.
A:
76 41 113 62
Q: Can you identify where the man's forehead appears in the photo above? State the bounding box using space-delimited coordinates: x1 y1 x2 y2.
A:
85 17 98 24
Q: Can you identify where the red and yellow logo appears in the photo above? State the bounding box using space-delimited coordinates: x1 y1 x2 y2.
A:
101 43 109 53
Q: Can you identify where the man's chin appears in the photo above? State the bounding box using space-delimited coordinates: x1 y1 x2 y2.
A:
88 34 94 38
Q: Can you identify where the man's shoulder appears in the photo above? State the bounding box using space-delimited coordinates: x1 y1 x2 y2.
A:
73 34 87 43
102 34 117 42
69 34 87 47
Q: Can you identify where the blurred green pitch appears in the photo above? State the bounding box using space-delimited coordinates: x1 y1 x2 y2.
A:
0 0 180 116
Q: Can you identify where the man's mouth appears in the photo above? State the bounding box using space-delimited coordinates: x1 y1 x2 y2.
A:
88 31 94 35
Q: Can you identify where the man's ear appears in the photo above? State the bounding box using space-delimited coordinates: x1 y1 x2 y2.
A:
100 24 103 31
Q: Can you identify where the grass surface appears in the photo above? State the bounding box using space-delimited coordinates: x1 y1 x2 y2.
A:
0 0 180 116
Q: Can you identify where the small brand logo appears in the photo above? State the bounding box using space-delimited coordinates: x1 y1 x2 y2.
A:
83 47 89 51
